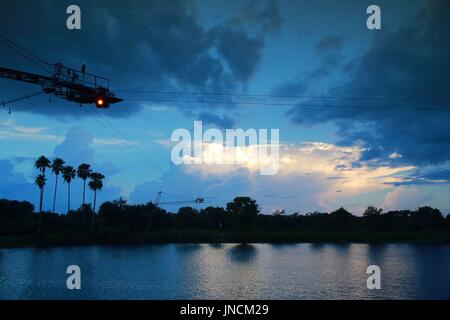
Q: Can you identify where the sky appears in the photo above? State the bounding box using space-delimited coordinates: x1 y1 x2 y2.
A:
0 0 449 215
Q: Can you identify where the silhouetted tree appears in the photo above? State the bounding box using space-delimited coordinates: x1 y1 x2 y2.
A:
329 207 355 230
200 206 227 229
0 200 35 235
413 206 444 229
415 206 443 219
226 197 259 229
89 172 104 226
77 163 92 224
113 198 128 211
51 158 65 213
272 209 286 216
35 155 51 175
34 174 46 233
99 201 123 227
34 174 46 212
177 206 199 229
34 155 51 215
363 206 383 217
62 166 76 213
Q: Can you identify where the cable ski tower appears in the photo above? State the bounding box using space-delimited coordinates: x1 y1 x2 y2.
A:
0 34 123 109
0 64 123 108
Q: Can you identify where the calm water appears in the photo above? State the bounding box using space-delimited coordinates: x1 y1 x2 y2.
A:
0 243 449 299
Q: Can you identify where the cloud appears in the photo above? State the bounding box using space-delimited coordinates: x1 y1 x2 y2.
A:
0 119 62 142
129 140 414 214
0 0 281 119
420 168 450 181
54 127 95 165
382 186 431 211
384 165 450 186
211 27 265 82
53 126 120 176
0 159 37 204
235 0 283 36
286 0 450 170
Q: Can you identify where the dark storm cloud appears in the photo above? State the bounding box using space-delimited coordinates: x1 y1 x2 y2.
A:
211 27 265 82
0 0 280 118
385 180 440 187
286 0 450 168
421 169 450 182
385 168 450 186
234 0 282 36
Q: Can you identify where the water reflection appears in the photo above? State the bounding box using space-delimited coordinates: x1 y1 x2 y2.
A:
208 243 224 249
0 244 449 299
174 243 202 252
269 243 299 250
333 243 352 253
227 244 257 264
310 242 326 251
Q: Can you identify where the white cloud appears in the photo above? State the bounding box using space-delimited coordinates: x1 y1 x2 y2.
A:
389 152 402 159
0 119 62 142
130 141 416 214
182 141 413 196
382 186 431 211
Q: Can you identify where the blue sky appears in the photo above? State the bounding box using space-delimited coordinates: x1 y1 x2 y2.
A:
1 0 449 215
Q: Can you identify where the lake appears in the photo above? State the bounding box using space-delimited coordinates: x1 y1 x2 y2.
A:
0 243 449 299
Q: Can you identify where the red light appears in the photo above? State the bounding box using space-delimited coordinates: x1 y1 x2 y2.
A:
95 97 109 108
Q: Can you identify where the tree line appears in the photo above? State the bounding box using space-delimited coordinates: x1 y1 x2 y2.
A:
0 196 449 246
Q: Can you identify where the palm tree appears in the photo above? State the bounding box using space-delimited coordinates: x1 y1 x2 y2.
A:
35 174 46 233
51 158 65 213
77 163 92 205
77 163 91 224
88 172 104 227
34 155 50 213
35 155 51 175
35 174 46 212
62 166 76 213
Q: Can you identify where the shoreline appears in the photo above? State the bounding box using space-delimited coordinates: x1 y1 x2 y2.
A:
1 231 449 249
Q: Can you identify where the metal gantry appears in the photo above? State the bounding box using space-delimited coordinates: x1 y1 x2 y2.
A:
0 64 123 108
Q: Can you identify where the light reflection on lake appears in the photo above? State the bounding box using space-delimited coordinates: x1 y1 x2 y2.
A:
0 243 449 299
